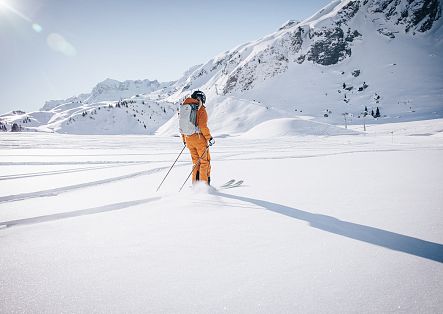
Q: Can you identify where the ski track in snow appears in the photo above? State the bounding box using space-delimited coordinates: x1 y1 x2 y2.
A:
0 163 189 204
0 161 151 166
0 134 441 205
0 147 427 203
0 163 151 181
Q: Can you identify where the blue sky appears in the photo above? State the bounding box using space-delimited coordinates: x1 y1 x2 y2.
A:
0 0 331 112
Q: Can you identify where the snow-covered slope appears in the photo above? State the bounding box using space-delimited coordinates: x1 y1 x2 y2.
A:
46 99 176 135
0 78 177 134
0 99 176 135
242 117 360 138
1 0 442 134
41 78 173 111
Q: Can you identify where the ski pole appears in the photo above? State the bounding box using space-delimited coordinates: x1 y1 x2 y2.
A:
179 146 209 192
156 144 187 192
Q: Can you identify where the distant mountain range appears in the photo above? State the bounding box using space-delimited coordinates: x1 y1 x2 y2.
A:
0 78 177 135
1 0 442 135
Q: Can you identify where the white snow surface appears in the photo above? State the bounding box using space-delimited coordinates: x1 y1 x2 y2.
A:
242 117 360 138
1 119 442 313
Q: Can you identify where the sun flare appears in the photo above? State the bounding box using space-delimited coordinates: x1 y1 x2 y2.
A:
0 0 12 12
0 0 32 22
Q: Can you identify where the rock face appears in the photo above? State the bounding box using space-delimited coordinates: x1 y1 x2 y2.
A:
368 0 442 32
306 27 360 66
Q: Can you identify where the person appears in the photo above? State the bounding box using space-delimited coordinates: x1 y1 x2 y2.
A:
181 90 215 185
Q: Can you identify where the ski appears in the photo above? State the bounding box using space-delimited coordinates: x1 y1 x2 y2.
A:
219 180 244 189
182 179 243 191
220 179 236 188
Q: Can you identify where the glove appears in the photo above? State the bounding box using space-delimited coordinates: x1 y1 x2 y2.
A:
183 141 186 146
208 137 215 146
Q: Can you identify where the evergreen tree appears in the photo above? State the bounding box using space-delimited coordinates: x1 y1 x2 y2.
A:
376 107 380 118
11 123 20 132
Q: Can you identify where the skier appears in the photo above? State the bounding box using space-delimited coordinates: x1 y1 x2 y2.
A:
180 90 215 185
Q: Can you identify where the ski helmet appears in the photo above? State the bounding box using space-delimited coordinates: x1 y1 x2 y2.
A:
191 90 206 104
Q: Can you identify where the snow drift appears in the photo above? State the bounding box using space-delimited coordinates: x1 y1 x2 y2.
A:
242 118 360 138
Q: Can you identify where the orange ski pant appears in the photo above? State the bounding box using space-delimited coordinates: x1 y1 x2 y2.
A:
185 133 211 183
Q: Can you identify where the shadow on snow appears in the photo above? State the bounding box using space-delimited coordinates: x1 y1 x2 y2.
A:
2 190 442 264
217 192 443 264
0 197 160 229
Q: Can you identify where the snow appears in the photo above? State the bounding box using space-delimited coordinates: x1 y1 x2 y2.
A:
1 118 442 313
157 95 283 137
301 0 344 26
242 117 360 138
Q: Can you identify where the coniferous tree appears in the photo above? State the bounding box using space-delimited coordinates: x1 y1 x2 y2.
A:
11 123 19 132
375 107 380 118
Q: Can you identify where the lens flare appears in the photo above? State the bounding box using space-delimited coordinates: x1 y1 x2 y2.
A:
32 23 42 33
47 33 77 57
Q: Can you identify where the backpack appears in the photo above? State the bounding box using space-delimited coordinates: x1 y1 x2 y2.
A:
179 102 200 135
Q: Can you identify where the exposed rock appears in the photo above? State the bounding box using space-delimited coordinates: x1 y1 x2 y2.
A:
307 27 352 66
377 28 397 38
368 0 441 33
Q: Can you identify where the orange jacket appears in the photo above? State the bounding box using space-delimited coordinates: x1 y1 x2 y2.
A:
181 98 212 142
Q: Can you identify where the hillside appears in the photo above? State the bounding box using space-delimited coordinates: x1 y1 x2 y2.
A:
160 0 443 128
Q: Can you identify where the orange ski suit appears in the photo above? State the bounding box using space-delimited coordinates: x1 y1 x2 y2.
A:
181 98 212 184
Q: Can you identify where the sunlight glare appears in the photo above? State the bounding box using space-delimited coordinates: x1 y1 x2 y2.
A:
47 33 77 57
0 1 6 12
0 0 32 22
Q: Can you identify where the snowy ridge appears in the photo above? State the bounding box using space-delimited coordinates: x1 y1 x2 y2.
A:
41 78 173 111
301 0 344 26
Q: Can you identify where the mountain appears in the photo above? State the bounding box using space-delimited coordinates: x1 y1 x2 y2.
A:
1 0 442 134
0 78 176 134
41 78 173 111
157 0 443 136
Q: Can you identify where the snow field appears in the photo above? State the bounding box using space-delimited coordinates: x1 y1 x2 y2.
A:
1 120 443 313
